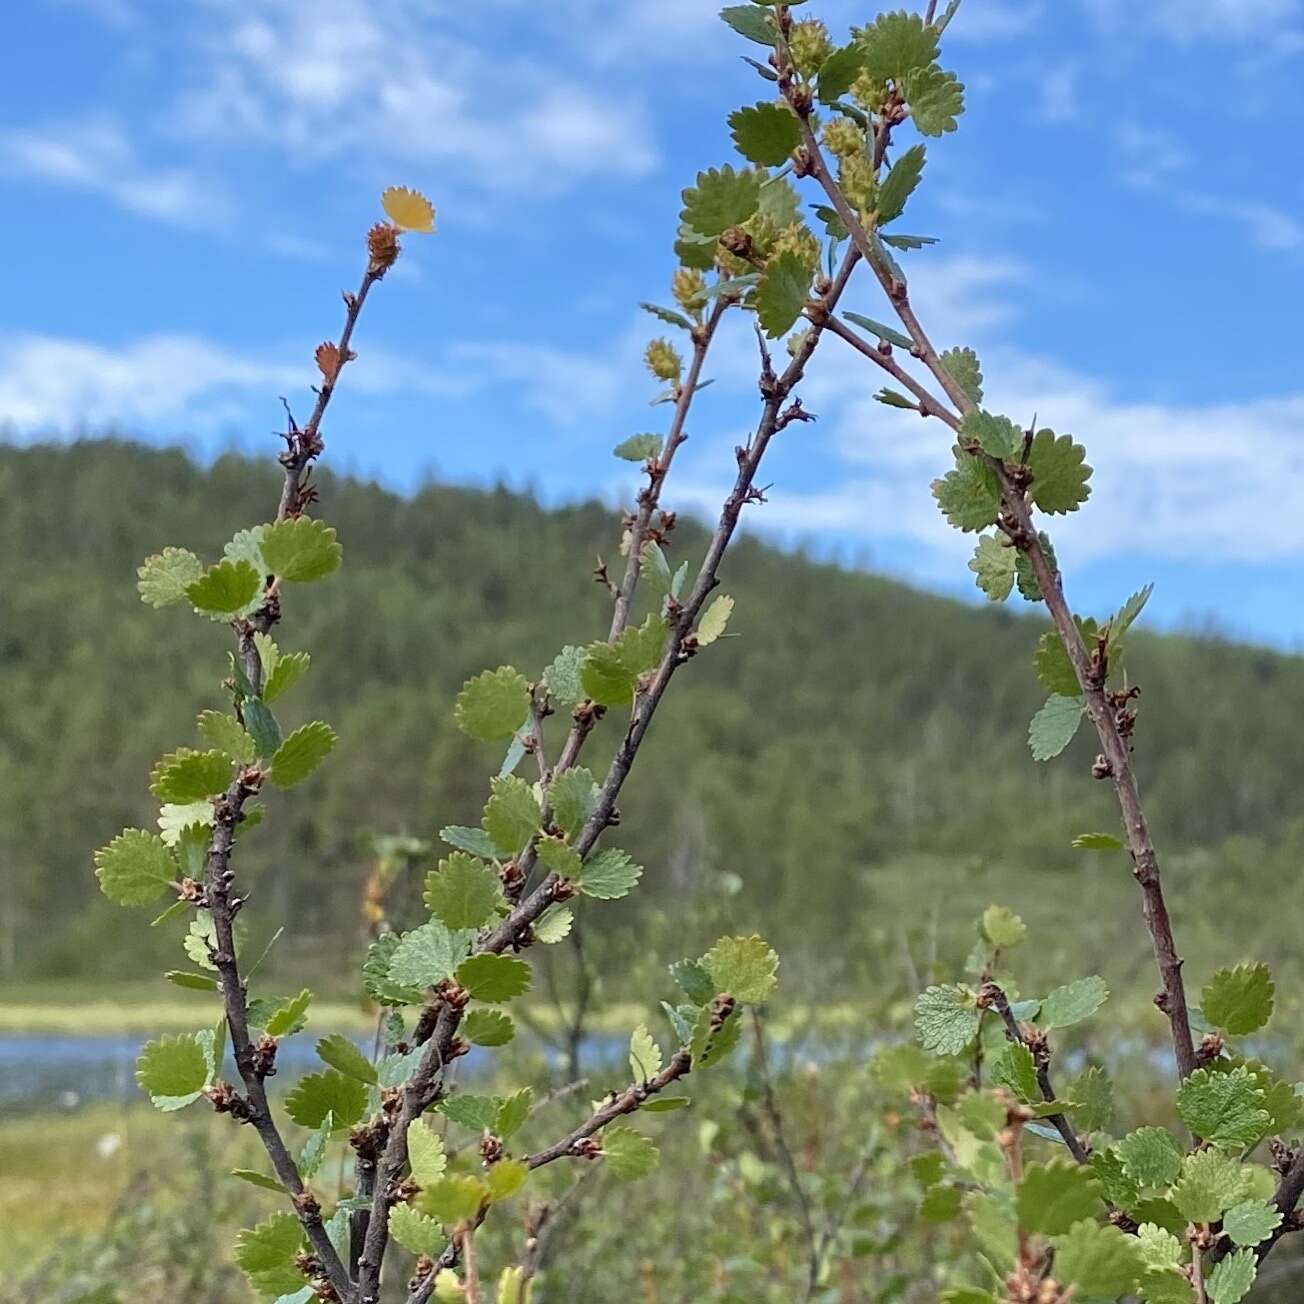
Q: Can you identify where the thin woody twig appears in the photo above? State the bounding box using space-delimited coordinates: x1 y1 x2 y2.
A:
608 294 732 640
518 1166 599 1282
978 982 1088 1164
402 1060 691 1304
748 1011 820 1292
365 251 864 1295
483 246 862 960
787 106 1198 1084
523 1050 693 1170
816 314 960 430
200 238 399 1304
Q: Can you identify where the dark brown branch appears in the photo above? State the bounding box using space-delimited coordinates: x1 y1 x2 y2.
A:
278 264 384 521
789 106 1198 1083
978 982 1088 1164
205 779 353 1300
1010 504 1196 1081
357 1002 460 1302
400 1059 688 1304
523 1049 692 1170
365 249 864 1296
203 241 394 1304
483 245 862 960
502 295 734 906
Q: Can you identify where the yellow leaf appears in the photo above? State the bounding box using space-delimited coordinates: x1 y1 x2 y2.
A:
381 185 436 233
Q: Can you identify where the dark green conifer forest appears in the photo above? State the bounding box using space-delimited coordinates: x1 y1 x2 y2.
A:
5 439 1303 997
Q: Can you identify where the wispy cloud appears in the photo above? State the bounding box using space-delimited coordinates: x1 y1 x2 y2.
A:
0 333 295 432
172 0 656 193
0 321 655 440
0 117 225 229
670 253 1304 573
1117 121 1304 251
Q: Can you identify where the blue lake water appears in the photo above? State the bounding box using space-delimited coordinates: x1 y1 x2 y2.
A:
0 1032 626 1114
0 1032 348 1113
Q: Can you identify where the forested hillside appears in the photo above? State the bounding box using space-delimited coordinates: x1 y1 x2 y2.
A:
3 440 1303 992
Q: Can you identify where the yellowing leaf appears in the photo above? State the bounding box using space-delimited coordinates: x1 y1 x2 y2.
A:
382 185 436 233
315 341 341 381
697 594 734 646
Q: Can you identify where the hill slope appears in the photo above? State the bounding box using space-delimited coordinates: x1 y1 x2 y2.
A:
2 440 1302 992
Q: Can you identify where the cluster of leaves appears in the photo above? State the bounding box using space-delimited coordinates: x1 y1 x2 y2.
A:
75 0 1304 1299
89 155 790 1297
658 4 966 351
887 903 1297 1301
95 514 341 919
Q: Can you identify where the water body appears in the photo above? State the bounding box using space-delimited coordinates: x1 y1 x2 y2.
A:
0 1032 628 1114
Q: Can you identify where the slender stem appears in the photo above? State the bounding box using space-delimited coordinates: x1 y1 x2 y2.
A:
517 1167 598 1282
523 1050 692 1169
1014 511 1197 1080
502 299 732 904
365 245 861 1300
401 1060 686 1304
609 295 731 640
812 1150 872 1276
748 1010 821 1296
817 315 960 430
979 983 1087 1164
200 246 390 1304
278 267 382 521
789 105 1197 1083
204 781 352 1300
460 1225 481 1304
484 246 862 959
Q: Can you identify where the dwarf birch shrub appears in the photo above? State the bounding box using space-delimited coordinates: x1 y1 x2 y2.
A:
90 5 1301 1302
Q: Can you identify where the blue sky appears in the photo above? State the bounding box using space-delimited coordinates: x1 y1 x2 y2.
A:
3 0 1303 647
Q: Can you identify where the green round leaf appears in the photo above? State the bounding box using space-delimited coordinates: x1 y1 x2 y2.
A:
456 953 532 1003
1202 963 1275 1037
95 828 177 906
268 721 336 788
423 853 504 930
259 516 343 583
702 934 779 1004
284 1069 367 1131
454 667 530 743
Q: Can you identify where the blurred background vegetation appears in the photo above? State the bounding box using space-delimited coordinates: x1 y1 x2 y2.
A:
3 439 1304 1300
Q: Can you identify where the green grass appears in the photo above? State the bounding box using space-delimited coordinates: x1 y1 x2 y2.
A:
0 981 649 1036
0 1103 193 1272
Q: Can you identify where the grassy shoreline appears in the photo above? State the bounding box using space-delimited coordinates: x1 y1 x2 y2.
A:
0 982 648 1036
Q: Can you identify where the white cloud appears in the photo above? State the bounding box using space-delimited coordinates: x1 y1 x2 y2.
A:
0 118 224 228
1035 59 1082 124
669 254 1304 572
1173 193 1304 251
173 0 656 192
0 323 650 439
0 333 296 432
1117 122 1304 251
